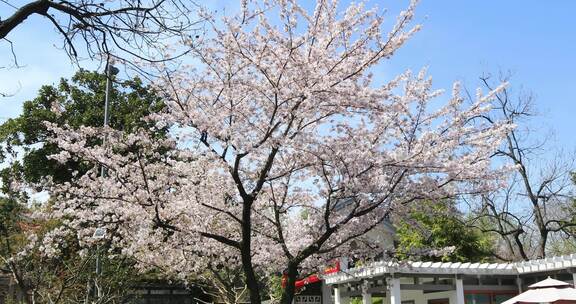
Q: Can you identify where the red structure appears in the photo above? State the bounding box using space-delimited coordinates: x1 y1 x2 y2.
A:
282 260 340 290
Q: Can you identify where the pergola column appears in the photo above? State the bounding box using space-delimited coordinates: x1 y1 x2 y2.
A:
516 277 523 293
569 267 576 287
334 285 342 304
388 277 401 304
334 285 350 304
322 283 332 304
361 281 372 304
455 275 465 304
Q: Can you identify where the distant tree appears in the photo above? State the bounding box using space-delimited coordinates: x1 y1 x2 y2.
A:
395 201 494 263
197 266 248 304
467 73 576 260
547 173 576 255
0 197 24 282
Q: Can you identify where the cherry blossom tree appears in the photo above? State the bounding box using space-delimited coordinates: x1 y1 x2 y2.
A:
43 1 514 303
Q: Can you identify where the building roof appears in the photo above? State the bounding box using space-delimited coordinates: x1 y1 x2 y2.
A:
528 277 571 289
324 254 576 284
502 278 576 304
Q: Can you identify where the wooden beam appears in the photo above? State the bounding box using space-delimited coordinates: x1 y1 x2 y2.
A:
401 284 454 291
463 285 517 291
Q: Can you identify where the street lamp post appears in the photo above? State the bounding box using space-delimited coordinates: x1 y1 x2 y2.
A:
87 58 118 303
93 227 107 302
100 59 119 177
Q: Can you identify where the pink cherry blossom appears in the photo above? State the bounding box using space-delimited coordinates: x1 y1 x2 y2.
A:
43 1 513 303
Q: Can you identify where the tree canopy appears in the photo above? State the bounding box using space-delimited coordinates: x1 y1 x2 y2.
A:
395 201 494 263
0 70 165 304
42 1 513 304
0 69 165 196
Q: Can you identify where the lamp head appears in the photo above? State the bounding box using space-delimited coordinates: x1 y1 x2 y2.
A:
93 227 107 239
107 65 120 76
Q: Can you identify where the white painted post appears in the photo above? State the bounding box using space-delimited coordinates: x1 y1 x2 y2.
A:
322 283 332 304
455 277 465 304
362 293 372 304
516 277 523 293
334 285 351 304
572 273 576 287
362 281 372 304
388 278 401 304
334 285 341 304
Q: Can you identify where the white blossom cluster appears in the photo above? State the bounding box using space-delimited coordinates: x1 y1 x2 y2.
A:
44 0 513 285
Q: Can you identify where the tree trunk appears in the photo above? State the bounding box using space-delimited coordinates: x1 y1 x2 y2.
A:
241 249 261 304
532 200 548 259
538 230 548 259
280 263 299 304
7 261 33 304
241 197 261 304
512 230 529 261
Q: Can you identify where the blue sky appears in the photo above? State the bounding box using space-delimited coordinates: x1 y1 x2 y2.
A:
1 0 575 152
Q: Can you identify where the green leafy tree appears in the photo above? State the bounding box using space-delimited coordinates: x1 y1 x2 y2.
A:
395 201 495 263
547 172 576 255
0 69 165 196
0 197 27 293
0 70 165 304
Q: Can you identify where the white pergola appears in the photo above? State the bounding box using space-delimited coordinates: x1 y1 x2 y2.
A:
323 254 576 304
